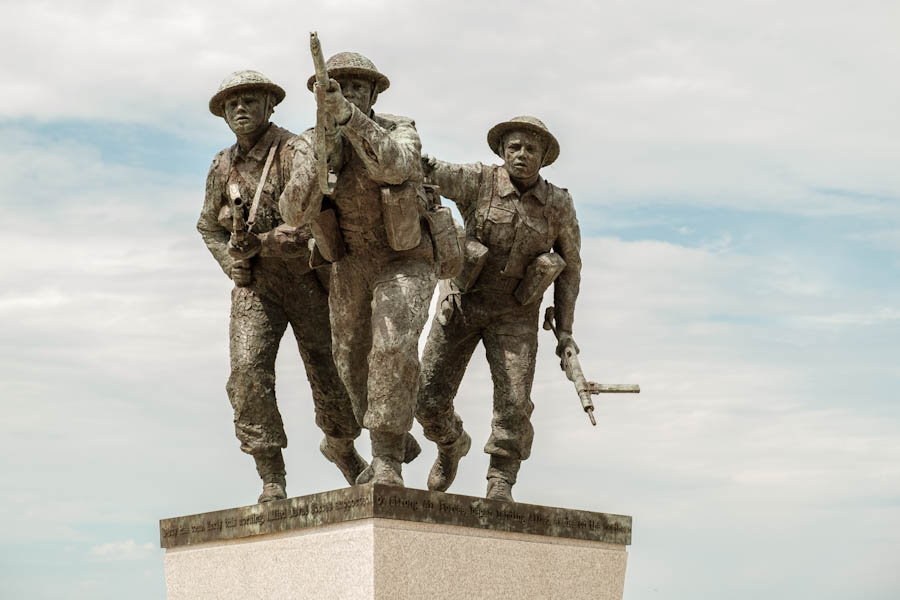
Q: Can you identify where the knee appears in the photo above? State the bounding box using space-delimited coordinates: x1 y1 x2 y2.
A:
227 366 275 402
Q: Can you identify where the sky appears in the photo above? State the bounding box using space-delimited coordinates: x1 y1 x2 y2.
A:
1 0 899 598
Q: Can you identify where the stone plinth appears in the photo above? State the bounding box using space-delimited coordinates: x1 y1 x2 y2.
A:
160 484 631 600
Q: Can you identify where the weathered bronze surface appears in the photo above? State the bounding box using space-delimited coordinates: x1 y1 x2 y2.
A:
199 70 365 504
279 40 437 487
417 116 584 501
159 485 632 549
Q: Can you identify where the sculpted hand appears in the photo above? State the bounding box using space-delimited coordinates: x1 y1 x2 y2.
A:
436 279 462 326
266 224 312 258
231 262 252 287
316 78 352 125
421 154 437 177
228 233 261 260
555 330 580 358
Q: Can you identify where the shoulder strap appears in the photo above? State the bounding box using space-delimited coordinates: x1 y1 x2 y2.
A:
247 140 280 226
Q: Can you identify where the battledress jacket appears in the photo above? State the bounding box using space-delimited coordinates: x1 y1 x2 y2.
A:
279 104 423 242
428 161 582 332
197 123 313 287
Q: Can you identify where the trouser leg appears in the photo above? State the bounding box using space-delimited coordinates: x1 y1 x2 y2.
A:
482 309 539 466
285 270 361 441
366 258 436 434
328 258 374 428
416 311 480 445
226 286 289 456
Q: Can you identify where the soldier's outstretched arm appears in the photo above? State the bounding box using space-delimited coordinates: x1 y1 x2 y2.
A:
339 104 421 185
552 191 582 334
279 131 324 227
423 158 484 215
197 153 236 277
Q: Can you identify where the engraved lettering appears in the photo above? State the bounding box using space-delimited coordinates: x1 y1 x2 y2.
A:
388 497 419 511
439 502 465 515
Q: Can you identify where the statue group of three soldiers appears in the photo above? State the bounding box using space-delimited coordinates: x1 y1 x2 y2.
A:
198 49 582 504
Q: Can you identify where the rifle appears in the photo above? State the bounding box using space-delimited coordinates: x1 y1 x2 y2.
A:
543 306 640 426
309 31 336 196
227 183 250 272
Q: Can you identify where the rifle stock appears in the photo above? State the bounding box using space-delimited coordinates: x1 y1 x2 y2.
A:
310 31 336 196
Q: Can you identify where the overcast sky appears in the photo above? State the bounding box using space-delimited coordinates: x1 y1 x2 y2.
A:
2 1 899 598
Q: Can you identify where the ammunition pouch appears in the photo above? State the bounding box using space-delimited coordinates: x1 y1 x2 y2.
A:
381 181 422 251
453 238 489 292
422 185 463 279
514 252 567 305
310 208 346 263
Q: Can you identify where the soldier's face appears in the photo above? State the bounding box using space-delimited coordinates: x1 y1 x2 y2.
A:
223 90 269 136
336 76 375 114
502 130 545 181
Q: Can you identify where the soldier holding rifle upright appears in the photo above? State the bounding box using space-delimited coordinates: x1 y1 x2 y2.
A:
416 116 582 502
198 70 365 503
280 41 437 487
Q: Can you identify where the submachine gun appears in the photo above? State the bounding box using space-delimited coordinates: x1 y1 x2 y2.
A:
543 306 640 426
227 183 251 272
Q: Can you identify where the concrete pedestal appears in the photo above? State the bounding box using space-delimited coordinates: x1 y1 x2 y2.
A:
160 484 631 600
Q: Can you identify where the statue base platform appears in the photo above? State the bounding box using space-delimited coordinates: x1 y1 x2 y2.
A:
160 484 631 600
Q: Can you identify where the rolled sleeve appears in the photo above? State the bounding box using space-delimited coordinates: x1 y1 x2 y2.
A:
552 192 582 333
197 154 235 278
279 130 323 227
428 161 484 216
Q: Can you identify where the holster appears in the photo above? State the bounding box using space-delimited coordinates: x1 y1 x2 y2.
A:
381 181 422 251
514 252 567 305
422 185 463 279
310 208 346 263
453 238 489 292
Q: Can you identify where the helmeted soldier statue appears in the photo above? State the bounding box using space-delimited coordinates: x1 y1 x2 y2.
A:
280 52 437 486
416 116 582 502
198 70 366 503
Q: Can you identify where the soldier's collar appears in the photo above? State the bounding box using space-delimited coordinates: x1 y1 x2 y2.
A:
497 167 547 204
235 123 277 162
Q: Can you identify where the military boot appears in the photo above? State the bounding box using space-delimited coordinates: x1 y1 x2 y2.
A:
485 456 520 502
403 431 422 463
254 450 287 503
320 436 369 486
428 431 472 492
369 431 405 486
356 431 421 485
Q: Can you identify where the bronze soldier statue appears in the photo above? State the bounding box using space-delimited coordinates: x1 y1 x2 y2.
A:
199 70 366 503
417 116 582 502
280 52 437 486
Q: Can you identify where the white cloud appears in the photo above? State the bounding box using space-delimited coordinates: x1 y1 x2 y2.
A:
2 3 900 599
1 0 899 216
89 540 157 561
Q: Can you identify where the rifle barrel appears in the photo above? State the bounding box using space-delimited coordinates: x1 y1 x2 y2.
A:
587 383 641 394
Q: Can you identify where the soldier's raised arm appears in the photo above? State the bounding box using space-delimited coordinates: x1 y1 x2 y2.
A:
279 130 323 227
339 105 421 184
552 190 582 334
423 158 484 216
197 151 236 278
